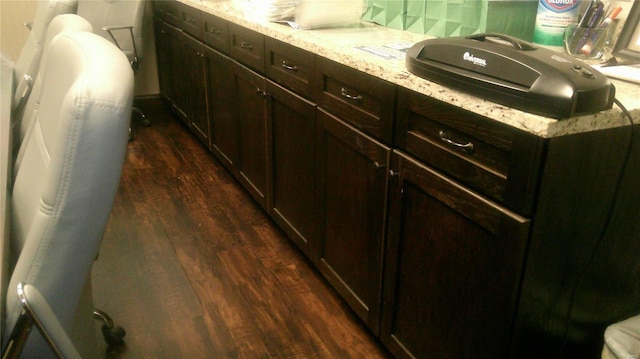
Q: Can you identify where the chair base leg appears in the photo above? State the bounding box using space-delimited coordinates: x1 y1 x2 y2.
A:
129 106 149 141
93 309 126 347
133 106 150 126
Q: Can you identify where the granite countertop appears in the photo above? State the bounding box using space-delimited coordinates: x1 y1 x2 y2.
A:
178 0 640 138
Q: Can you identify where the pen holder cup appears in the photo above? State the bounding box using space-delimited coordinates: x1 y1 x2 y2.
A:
563 24 609 59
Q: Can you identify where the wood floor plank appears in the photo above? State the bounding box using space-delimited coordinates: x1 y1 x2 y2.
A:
92 98 391 358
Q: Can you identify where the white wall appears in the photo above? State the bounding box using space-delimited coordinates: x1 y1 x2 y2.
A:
0 0 159 97
1 1 38 61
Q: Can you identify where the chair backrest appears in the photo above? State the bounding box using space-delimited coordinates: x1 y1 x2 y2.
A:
12 0 77 114
5 31 133 356
76 0 146 63
13 14 93 152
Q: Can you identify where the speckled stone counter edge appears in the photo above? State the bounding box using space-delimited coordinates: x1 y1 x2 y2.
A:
178 0 640 138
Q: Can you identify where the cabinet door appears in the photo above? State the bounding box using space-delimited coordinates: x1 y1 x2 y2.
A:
166 23 190 124
231 60 269 210
381 150 530 359
153 17 172 104
203 45 237 173
183 33 209 146
268 79 317 258
315 108 390 334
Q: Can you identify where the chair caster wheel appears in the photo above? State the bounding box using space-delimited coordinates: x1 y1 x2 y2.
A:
93 309 126 347
101 324 126 347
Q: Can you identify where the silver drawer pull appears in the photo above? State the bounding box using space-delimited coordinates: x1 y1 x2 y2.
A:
206 27 221 35
340 87 362 102
438 130 475 153
282 61 298 72
184 16 196 24
240 41 253 50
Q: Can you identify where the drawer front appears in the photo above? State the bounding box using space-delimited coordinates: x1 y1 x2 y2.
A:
315 57 395 144
175 1 202 38
201 13 229 54
229 23 265 73
162 1 180 27
395 87 544 215
152 0 169 19
265 37 316 101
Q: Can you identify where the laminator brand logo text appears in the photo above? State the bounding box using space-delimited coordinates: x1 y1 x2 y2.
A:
463 52 487 67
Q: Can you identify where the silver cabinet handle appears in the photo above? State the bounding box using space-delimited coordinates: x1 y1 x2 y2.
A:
340 87 362 102
206 27 221 35
240 41 253 50
282 61 298 72
438 130 474 153
373 161 385 169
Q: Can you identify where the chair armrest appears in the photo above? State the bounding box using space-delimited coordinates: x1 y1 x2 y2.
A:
2 283 82 359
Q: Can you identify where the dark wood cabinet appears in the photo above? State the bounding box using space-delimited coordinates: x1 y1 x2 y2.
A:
153 17 173 104
228 23 265 74
395 87 545 215
265 37 316 101
267 80 317 257
203 45 237 173
183 33 210 146
381 150 530 359
154 15 190 125
315 108 390 334
166 23 190 124
174 0 202 38
153 4 640 358
231 60 270 210
202 12 229 54
315 57 396 144
510 125 640 359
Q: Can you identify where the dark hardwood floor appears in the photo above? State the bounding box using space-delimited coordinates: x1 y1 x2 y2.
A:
91 98 391 359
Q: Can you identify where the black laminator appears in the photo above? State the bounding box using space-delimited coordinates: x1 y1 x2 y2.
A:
406 33 615 119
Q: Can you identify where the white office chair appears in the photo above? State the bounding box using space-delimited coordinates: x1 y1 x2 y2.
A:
8 0 77 118
77 0 149 135
12 14 93 154
2 30 133 358
602 314 640 359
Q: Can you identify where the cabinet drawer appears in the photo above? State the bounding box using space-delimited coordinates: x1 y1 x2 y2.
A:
161 1 180 27
265 37 316 101
395 87 544 215
152 1 169 20
201 13 229 54
315 57 395 144
229 23 265 73
174 1 202 38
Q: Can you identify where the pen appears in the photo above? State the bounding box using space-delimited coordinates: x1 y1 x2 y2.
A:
578 0 600 28
574 0 605 53
580 6 622 56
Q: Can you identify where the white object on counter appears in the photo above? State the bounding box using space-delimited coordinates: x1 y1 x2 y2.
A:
294 0 363 29
592 64 640 85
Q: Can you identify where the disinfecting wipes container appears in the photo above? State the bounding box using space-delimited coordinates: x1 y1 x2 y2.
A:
532 0 580 47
